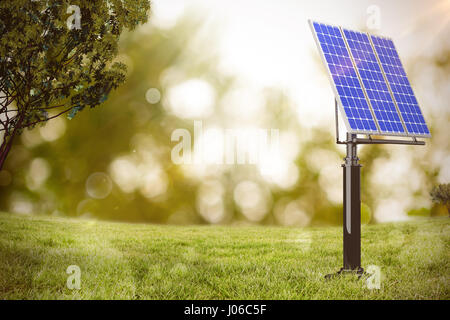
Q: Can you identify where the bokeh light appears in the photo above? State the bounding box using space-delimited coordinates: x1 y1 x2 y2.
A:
39 117 66 142
164 79 216 119
110 157 140 193
85 172 113 199
197 179 226 223
274 198 311 227
139 165 168 200
9 192 33 215
26 158 51 191
234 180 270 222
145 88 162 104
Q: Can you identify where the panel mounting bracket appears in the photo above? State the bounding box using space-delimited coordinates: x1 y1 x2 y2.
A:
334 99 426 146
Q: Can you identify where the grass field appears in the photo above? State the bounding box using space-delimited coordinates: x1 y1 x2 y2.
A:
0 212 448 300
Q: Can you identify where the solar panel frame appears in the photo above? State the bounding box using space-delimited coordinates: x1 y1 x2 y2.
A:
308 20 379 135
342 28 409 137
369 35 431 138
309 19 430 139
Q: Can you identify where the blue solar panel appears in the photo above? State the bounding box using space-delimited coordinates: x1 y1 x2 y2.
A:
343 29 406 135
311 21 378 133
370 35 430 136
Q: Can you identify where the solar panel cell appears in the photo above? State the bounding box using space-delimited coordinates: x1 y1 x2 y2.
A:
311 22 378 133
343 29 406 135
370 35 430 136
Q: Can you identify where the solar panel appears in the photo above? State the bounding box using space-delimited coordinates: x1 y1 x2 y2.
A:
370 35 431 137
343 29 407 136
309 21 378 134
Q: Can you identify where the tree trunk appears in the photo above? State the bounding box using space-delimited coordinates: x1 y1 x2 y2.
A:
0 111 25 171
0 133 15 171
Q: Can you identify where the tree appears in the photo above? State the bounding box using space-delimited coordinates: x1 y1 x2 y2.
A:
0 0 150 169
430 183 450 214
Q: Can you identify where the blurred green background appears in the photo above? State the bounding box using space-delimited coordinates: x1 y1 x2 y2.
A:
0 0 448 225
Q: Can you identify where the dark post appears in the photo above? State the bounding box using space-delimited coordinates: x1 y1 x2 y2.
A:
328 100 424 279
325 99 425 279
342 133 362 272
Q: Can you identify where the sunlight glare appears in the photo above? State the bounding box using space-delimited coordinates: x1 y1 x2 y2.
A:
165 79 216 119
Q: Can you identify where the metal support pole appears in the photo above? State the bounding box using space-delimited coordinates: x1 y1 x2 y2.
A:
328 101 425 280
342 133 362 272
326 132 364 279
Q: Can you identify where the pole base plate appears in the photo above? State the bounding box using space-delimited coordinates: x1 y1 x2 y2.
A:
325 267 365 280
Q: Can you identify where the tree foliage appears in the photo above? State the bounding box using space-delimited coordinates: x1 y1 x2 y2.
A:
0 0 150 169
430 183 450 214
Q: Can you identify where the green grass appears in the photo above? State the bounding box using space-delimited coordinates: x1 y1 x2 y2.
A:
0 212 448 300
